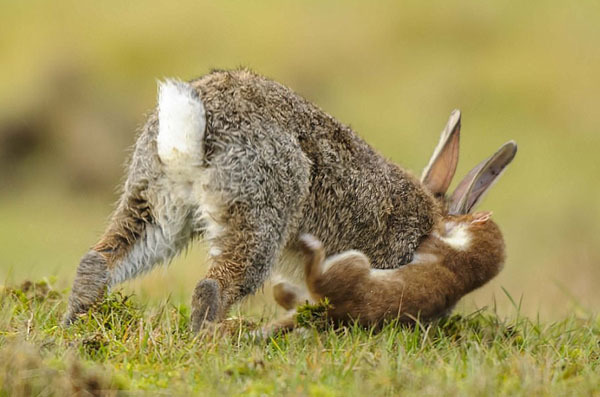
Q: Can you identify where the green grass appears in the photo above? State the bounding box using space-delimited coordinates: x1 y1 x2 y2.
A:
1 280 599 396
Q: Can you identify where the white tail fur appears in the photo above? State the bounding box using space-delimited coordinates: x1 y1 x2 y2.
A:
157 79 206 170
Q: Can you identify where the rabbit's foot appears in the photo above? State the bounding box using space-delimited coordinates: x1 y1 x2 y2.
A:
63 250 110 326
191 278 222 332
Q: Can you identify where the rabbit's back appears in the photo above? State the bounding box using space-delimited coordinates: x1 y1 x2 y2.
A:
191 69 439 269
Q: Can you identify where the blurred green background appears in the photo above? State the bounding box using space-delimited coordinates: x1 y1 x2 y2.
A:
1 0 599 319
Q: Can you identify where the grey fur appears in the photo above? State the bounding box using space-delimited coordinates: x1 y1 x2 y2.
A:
191 279 221 330
65 69 441 329
64 251 110 325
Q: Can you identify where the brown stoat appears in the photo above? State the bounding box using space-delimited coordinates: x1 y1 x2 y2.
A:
266 139 516 334
299 210 504 326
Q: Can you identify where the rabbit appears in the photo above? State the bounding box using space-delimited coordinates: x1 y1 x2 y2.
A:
267 140 517 333
65 68 466 330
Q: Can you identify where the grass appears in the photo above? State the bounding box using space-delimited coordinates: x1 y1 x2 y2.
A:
1 280 599 396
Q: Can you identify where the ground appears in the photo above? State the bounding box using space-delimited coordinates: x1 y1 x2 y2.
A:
1 280 598 396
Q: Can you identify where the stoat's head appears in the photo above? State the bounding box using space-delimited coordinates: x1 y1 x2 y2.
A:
434 211 493 251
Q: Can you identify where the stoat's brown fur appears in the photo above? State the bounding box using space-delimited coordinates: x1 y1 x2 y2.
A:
267 212 504 333
302 211 504 326
267 127 515 334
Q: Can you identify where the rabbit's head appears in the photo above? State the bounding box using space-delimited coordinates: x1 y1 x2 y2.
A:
420 110 517 215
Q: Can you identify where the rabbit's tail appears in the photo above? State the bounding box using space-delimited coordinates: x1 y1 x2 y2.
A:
157 79 206 171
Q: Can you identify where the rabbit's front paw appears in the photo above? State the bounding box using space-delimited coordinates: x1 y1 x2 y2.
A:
191 279 221 332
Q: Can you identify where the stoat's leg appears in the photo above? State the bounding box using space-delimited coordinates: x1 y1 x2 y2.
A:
258 310 298 339
273 280 310 311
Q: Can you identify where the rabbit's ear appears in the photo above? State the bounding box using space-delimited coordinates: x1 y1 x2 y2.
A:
448 141 517 215
421 110 461 196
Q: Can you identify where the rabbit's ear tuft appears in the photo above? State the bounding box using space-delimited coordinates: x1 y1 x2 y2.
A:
449 141 517 215
421 110 461 197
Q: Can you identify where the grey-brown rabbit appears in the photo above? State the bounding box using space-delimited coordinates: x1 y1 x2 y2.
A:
65 69 463 330
268 138 517 332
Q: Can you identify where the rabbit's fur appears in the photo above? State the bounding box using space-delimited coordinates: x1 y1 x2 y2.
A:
268 135 516 333
65 69 442 328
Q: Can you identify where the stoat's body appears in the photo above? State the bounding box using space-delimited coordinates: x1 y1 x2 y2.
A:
266 117 516 334
299 211 504 326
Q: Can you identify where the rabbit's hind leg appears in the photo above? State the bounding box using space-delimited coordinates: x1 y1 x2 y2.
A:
65 184 195 325
191 197 305 331
190 131 311 331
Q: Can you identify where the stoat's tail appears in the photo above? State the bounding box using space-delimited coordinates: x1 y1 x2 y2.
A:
157 79 206 170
